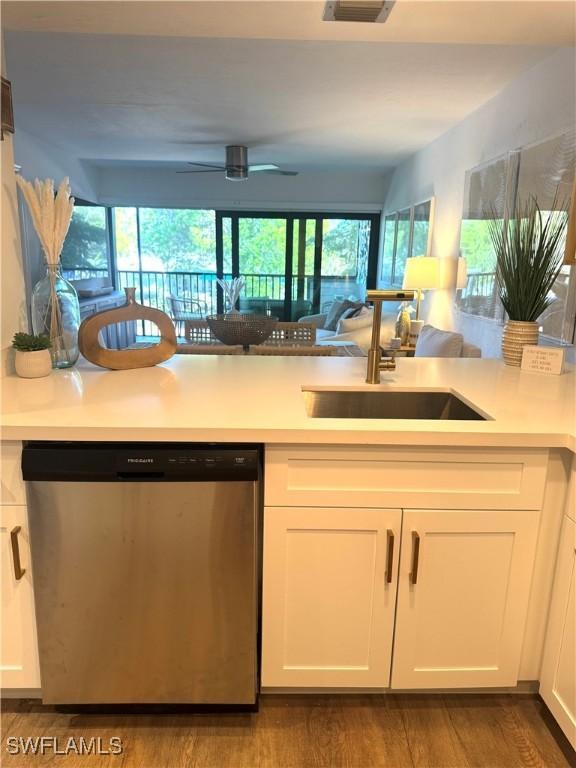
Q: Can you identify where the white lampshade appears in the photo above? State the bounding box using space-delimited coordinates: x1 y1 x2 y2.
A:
402 257 442 290
456 257 468 289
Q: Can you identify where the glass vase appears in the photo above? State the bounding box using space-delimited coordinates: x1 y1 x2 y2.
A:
31 265 80 369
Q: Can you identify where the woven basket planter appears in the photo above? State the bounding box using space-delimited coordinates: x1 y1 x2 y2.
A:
501 320 539 367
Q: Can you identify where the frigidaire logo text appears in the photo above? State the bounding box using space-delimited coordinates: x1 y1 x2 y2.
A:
127 458 154 463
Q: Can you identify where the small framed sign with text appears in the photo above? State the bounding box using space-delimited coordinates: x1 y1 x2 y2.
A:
521 346 565 375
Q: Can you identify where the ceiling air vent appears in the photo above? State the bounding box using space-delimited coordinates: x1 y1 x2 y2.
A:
323 1 395 23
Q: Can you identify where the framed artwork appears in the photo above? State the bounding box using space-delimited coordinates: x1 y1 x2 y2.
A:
457 130 576 343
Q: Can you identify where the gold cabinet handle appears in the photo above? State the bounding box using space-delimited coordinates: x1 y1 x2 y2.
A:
409 531 420 585
10 526 26 581
385 529 395 584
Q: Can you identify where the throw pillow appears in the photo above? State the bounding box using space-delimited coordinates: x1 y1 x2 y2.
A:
322 312 397 354
323 299 364 331
415 325 464 358
337 306 373 334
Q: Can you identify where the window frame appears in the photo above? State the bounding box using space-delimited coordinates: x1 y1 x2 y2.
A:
380 197 435 288
61 197 115 283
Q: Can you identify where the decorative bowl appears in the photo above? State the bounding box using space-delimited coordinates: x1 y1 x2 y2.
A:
206 313 278 348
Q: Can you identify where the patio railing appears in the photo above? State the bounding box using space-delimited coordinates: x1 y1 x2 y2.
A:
457 271 499 318
62 267 363 335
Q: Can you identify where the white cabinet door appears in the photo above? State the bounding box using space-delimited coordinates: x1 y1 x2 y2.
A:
1 506 41 690
1 441 25 505
540 515 576 750
392 509 538 689
262 506 401 688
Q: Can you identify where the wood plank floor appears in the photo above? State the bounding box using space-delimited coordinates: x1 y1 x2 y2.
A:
2 694 574 768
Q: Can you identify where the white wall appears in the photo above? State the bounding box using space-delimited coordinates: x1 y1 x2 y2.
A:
12 128 101 298
380 48 576 358
1 42 27 375
14 128 98 202
95 166 389 212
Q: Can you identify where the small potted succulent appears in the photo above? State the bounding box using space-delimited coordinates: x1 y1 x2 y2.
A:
12 332 52 378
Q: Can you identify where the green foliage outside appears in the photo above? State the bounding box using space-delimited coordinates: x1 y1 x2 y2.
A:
61 207 107 270
139 208 217 272
108 208 362 277
322 220 360 276
459 220 498 272
238 217 286 274
411 221 429 257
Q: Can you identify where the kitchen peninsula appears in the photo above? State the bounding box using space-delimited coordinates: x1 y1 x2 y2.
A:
2 355 575 749
1 355 574 448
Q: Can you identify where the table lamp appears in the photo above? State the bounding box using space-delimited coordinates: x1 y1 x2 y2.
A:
402 256 441 319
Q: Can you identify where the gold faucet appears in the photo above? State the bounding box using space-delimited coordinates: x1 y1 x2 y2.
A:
365 289 415 384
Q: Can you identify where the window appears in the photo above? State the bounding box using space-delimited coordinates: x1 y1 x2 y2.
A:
457 131 576 344
112 207 218 328
380 199 434 287
221 212 379 320
80 206 379 333
60 202 110 279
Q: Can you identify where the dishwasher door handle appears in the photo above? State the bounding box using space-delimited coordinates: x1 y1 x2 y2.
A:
10 526 26 580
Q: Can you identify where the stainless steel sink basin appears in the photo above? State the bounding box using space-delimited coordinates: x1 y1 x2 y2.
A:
303 389 488 420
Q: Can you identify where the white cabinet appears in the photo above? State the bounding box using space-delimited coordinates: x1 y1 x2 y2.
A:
265 446 548 511
262 506 401 687
1 441 26 506
262 446 545 692
540 515 576 750
391 509 539 689
1 505 41 690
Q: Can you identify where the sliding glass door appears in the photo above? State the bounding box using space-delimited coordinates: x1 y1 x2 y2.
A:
62 205 379 336
218 211 379 320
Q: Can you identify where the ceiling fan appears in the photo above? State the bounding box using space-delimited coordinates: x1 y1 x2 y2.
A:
177 145 298 181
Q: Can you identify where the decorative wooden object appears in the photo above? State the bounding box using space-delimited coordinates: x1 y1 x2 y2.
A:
79 287 176 370
564 175 576 265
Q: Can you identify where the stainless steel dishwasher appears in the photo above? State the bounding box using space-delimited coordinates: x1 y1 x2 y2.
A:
22 442 261 708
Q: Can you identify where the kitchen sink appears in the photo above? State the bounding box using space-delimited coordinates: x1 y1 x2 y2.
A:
302 389 489 421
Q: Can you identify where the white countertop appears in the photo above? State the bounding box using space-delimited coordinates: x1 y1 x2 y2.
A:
1 356 574 451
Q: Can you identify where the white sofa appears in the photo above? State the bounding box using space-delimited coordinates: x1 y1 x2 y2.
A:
299 310 482 358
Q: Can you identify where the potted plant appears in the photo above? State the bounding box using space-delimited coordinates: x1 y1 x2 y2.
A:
489 197 567 366
12 332 52 378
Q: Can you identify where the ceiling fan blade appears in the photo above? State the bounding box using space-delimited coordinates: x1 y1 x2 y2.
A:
256 169 299 176
248 164 279 172
176 169 223 174
186 162 226 169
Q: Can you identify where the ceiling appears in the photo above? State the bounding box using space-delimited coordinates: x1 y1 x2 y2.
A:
4 1 575 45
3 1 573 174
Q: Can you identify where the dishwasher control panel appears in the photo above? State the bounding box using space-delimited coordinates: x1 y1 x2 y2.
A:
22 443 261 482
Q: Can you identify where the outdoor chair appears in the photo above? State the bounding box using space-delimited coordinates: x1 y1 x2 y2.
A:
167 293 207 336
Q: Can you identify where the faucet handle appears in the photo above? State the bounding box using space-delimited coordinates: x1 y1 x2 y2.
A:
366 289 415 302
379 356 396 371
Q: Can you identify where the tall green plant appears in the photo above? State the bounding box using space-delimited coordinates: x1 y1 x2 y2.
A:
488 197 567 322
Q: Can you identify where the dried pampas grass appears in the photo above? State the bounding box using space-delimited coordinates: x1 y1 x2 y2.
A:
16 176 76 365
16 176 75 265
